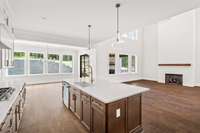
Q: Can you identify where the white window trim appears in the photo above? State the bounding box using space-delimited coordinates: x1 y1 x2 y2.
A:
130 55 138 74
7 51 75 77
28 51 45 75
7 51 26 77
119 54 129 74
108 53 138 75
60 54 74 74
47 53 60 74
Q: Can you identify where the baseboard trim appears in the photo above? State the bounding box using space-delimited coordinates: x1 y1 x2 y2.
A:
124 79 158 84
183 83 195 87
195 83 200 87
141 77 157 82
27 81 62 86
140 79 158 82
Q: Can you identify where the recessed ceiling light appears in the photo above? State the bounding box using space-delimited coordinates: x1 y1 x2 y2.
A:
41 17 47 20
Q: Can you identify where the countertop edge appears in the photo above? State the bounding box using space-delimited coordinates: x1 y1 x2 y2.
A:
0 82 26 125
64 80 150 104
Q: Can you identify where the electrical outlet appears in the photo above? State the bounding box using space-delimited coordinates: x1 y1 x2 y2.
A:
116 108 121 118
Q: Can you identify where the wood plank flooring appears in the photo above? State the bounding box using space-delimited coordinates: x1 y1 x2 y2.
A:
127 80 200 133
18 80 200 133
18 83 87 133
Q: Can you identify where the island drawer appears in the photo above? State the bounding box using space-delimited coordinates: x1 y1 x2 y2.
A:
91 98 105 112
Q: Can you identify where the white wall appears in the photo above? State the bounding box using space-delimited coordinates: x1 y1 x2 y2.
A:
142 24 158 81
196 8 200 86
158 10 195 64
94 29 143 82
142 9 198 87
157 10 196 86
1 1 200 86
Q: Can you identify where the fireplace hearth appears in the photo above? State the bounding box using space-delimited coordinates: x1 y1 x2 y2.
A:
165 74 183 85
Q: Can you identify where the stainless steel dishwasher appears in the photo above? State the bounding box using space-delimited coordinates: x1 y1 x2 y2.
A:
62 81 70 108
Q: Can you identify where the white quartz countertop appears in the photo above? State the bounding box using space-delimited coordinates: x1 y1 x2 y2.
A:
0 81 25 125
67 80 149 103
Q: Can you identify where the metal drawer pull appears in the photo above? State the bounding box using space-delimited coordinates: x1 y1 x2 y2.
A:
73 94 76 100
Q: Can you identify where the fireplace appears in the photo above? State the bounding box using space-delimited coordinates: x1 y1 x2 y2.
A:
165 74 183 85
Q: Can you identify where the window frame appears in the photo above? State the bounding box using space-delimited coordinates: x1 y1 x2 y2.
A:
130 55 137 73
47 53 60 74
119 54 129 74
6 49 75 77
7 51 26 77
28 52 45 75
60 54 73 74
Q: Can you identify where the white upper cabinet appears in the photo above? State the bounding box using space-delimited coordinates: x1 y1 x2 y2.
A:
0 0 14 32
0 0 15 68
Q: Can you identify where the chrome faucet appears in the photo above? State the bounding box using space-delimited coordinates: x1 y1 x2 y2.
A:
88 65 94 84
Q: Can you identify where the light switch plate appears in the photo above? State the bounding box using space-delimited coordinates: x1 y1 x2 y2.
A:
116 108 121 118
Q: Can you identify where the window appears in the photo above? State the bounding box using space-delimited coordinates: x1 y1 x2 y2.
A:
8 52 25 75
61 55 73 73
48 54 59 73
131 56 136 72
128 30 138 40
119 54 128 73
122 30 138 40
29 52 44 74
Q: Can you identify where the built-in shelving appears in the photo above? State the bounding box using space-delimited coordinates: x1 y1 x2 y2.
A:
109 53 115 74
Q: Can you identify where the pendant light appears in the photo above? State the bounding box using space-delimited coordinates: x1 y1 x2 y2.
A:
114 3 124 46
88 25 92 50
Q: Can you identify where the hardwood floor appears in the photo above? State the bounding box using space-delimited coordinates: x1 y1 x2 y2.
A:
18 83 87 133
127 80 200 133
18 81 200 133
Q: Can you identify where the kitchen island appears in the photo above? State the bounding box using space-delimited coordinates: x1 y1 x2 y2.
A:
62 80 149 133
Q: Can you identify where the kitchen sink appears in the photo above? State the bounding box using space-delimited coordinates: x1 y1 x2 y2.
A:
74 82 92 87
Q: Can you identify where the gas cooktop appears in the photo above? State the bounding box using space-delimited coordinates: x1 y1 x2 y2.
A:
0 87 15 101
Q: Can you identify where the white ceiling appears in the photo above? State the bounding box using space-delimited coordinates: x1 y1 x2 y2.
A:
8 0 200 46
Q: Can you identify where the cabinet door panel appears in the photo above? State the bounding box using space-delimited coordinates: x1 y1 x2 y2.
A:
69 88 75 112
107 100 126 133
91 107 105 133
74 92 81 119
81 93 91 130
69 87 81 119
127 95 142 132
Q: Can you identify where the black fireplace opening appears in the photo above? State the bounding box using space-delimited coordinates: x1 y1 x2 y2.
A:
165 74 183 85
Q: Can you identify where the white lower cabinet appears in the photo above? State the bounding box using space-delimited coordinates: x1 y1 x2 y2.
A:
0 85 26 133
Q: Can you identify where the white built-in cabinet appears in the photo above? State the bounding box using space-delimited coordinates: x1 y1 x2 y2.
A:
0 0 15 68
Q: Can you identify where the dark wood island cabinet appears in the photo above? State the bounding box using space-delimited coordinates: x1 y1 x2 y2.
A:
81 92 91 130
63 82 148 133
69 87 81 119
